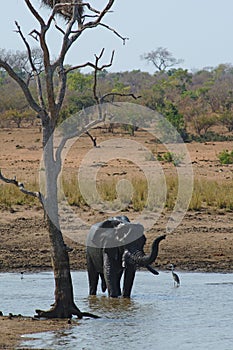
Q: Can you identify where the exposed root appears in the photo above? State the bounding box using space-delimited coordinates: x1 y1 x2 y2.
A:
35 302 100 319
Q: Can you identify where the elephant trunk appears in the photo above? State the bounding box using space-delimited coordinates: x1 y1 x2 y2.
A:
123 235 166 267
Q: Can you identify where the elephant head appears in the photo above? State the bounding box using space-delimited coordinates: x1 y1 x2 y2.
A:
86 216 166 297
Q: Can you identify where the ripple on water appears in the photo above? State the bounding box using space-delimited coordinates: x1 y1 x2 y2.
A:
1 271 233 350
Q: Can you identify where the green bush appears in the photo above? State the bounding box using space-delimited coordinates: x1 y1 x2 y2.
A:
163 152 173 163
157 152 183 166
191 132 233 143
218 150 233 164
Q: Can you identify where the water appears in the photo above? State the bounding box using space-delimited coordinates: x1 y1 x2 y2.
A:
1 271 233 350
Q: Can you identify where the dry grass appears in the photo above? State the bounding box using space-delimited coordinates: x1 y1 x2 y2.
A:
2 175 233 212
189 179 233 211
0 180 38 209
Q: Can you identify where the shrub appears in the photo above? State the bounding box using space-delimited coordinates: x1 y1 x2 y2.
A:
163 152 173 163
191 132 233 143
218 150 233 164
158 152 184 166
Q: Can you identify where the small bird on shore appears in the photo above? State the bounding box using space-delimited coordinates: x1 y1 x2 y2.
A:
170 264 180 287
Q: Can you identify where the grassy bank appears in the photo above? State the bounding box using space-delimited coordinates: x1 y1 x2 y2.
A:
1 176 233 212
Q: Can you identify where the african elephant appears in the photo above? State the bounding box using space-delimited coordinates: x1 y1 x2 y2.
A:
86 216 166 298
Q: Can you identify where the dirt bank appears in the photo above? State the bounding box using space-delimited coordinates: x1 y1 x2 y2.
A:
0 207 233 273
0 315 74 349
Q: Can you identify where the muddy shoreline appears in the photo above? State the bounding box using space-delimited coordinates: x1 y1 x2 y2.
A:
0 315 74 349
1 208 233 274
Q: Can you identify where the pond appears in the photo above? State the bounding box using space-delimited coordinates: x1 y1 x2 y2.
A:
1 271 233 350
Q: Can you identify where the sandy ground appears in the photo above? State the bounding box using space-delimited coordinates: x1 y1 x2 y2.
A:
1 127 233 348
0 315 77 349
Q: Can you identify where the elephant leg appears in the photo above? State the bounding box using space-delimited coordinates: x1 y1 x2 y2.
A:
100 273 107 293
106 272 122 298
116 270 123 296
87 253 99 295
122 265 136 298
103 253 122 298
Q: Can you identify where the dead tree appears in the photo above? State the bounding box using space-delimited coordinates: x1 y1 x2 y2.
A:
86 131 97 147
141 47 184 72
0 0 128 319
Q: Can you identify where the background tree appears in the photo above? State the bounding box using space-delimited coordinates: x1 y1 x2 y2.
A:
0 47 44 86
59 70 95 122
0 77 37 127
220 109 233 132
192 113 218 136
2 108 34 128
141 47 184 72
0 0 127 319
158 101 187 142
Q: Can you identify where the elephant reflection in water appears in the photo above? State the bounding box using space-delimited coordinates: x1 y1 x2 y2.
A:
86 216 166 298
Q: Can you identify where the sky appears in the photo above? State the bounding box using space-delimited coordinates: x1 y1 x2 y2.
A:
1 0 233 74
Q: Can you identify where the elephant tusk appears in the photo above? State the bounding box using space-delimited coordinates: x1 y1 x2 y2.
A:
146 265 159 275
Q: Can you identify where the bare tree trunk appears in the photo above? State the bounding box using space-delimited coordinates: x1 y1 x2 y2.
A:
0 115 99 319
35 121 98 318
36 216 83 318
36 154 79 318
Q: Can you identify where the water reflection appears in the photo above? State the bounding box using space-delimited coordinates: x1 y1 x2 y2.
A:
87 295 139 317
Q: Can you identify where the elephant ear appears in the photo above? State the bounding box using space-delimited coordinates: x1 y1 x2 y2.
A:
88 219 120 249
115 223 144 246
87 217 143 249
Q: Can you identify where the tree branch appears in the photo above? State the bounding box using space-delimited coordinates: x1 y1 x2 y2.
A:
55 116 105 168
82 0 115 27
24 0 46 27
98 23 129 45
14 21 46 109
65 49 114 73
25 0 56 117
85 130 97 147
55 2 84 65
100 92 141 103
0 170 43 205
56 0 123 64
15 22 37 72
82 2 100 14
54 23 66 35
64 49 114 119
55 64 67 112
0 59 42 114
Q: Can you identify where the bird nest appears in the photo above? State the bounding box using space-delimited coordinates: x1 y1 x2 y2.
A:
41 0 83 20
